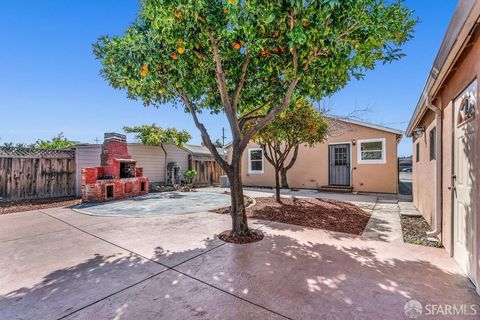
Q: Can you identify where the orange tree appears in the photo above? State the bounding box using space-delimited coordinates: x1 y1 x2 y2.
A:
93 0 415 239
252 100 328 202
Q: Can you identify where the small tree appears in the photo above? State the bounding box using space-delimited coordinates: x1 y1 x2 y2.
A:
94 0 415 239
253 100 328 202
35 133 75 149
123 124 191 184
213 139 224 148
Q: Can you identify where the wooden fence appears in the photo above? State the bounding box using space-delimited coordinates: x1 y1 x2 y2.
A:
0 148 76 201
189 156 225 187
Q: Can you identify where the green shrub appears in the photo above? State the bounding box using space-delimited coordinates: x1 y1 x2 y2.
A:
184 170 197 184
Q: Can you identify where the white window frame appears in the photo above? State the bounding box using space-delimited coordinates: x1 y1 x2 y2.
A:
248 148 264 174
357 138 386 164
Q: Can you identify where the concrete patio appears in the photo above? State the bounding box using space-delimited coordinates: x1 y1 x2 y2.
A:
1 196 479 319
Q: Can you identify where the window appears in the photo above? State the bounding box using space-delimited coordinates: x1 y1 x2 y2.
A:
429 127 436 161
357 138 386 164
416 143 420 162
248 148 264 174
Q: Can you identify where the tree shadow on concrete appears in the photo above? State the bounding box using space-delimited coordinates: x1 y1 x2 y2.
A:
175 226 480 320
1 222 479 320
0 236 224 320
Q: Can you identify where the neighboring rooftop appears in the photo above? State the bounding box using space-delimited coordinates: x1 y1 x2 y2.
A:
181 144 226 158
326 115 404 136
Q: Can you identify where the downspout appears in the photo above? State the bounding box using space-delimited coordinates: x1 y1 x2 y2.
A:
426 97 442 241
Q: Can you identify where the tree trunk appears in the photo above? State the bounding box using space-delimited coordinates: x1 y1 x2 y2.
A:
274 167 281 202
228 161 250 236
280 166 289 189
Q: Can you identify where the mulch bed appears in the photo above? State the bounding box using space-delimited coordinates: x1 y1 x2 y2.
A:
0 197 81 215
213 196 371 235
218 229 264 244
401 215 443 248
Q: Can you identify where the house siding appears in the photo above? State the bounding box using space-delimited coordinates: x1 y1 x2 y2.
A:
127 145 165 183
412 111 437 227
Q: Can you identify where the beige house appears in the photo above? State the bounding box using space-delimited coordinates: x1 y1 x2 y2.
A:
230 117 402 194
406 1 480 294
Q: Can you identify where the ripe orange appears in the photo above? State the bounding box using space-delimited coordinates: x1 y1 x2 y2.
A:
232 42 241 50
141 65 148 77
296 103 302 109
178 47 185 54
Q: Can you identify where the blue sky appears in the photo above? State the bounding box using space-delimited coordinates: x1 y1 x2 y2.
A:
0 1 457 156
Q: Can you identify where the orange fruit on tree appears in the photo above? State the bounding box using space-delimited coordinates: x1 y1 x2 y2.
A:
232 42 241 50
296 103 302 109
177 47 185 54
170 53 178 60
141 65 148 77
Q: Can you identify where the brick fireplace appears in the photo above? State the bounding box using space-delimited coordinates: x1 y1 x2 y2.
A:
81 133 148 202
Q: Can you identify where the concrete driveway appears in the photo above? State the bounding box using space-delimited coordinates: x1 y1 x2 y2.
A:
1 205 479 319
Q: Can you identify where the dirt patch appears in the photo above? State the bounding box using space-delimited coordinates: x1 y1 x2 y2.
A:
0 197 81 215
214 196 371 235
218 229 264 244
401 215 443 248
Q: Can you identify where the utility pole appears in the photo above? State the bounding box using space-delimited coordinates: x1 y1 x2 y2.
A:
221 127 226 148
94 137 100 144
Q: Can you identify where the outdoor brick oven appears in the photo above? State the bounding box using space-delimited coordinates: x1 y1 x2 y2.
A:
81 133 148 202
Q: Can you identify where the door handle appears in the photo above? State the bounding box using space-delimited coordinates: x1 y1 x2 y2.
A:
449 175 457 191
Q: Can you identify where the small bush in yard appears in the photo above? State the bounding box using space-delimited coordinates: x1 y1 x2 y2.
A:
184 170 197 184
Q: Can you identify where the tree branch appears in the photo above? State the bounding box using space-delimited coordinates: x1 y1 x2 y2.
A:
209 35 242 139
283 145 299 171
180 92 230 172
303 50 327 71
261 143 276 166
240 76 300 150
232 52 250 112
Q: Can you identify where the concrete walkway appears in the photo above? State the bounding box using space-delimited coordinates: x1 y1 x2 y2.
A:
1 205 478 319
362 201 403 242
